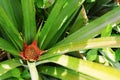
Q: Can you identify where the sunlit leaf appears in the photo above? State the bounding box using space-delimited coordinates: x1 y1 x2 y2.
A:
86 49 98 61
99 49 120 69
57 7 120 45
101 24 112 37
38 0 85 49
0 59 22 76
40 37 120 60
0 68 22 80
39 66 96 80
101 24 119 68
39 55 120 80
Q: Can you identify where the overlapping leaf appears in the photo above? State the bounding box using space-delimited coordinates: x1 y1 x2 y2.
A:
0 37 19 56
0 59 22 76
38 0 85 49
0 0 18 29
40 36 120 60
57 6 120 45
39 55 120 80
21 0 36 44
0 7 23 51
39 66 96 80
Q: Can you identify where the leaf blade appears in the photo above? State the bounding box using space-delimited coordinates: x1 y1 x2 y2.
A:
38 0 85 49
0 0 18 29
57 6 120 45
40 36 120 60
0 59 22 76
0 37 19 56
0 7 23 50
39 66 96 80
40 55 120 80
21 0 36 44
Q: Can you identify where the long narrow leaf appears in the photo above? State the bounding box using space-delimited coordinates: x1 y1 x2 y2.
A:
10 0 23 31
0 0 18 29
39 0 85 49
0 7 23 50
21 0 36 44
0 68 22 80
38 0 67 49
57 6 120 45
0 59 22 76
40 37 120 60
39 55 120 80
39 66 96 80
48 8 79 48
0 37 19 56
70 5 88 34
101 25 119 68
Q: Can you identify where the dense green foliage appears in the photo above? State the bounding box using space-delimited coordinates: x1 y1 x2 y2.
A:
0 0 120 80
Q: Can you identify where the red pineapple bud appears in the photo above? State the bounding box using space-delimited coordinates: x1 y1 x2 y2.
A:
20 40 46 61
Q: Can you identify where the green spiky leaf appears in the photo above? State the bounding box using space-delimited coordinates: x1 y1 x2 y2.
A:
21 0 36 44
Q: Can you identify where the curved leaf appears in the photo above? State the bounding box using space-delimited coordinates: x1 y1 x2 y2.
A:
0 59 22 76
0 68 23 80
0 7 23 50
40 37 120 60
39 66 96 80
38 55 120 80
57 6 120 45
0 0 18 29
0 37 19 56
38 0 85 49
